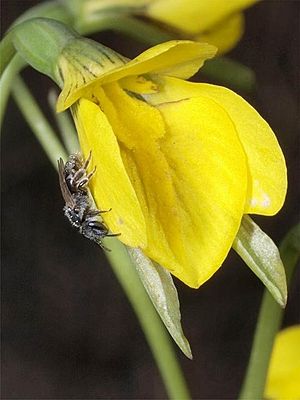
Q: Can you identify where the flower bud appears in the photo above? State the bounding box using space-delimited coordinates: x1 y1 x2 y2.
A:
11 17 127 90
11 18 78 81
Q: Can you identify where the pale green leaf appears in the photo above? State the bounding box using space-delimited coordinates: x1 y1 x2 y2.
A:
127 247 192 359
233 216 287 308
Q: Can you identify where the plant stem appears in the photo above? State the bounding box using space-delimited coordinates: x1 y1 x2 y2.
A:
48 89 79 154
201 57 256 93
11 76 67 167
103 238 191 400
0 31 17 76
239 223 300 399
78 15 174 45
0 55 25 128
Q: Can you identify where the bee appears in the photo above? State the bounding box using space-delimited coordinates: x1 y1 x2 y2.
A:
63 151 96 194
58 153 119 250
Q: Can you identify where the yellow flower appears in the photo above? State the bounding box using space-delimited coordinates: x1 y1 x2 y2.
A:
56 39 287 288
265 326 300 399
83 0 259 53
145 0 259 53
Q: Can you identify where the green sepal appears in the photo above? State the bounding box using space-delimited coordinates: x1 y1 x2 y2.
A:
128 247 192 359
233 216 287 308
11 18 79 82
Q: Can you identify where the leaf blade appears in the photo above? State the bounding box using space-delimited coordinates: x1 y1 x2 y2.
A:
128 247 192 359
233 216 287 308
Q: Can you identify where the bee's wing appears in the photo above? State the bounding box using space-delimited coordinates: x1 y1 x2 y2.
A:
58 158 75 207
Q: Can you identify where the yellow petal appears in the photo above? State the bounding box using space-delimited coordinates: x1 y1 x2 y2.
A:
72 98 147 248
56 40 127 112
97 83 247 287
265 326 300 399
57 41 216 111
119 75 159 94
147 77 287 216
114 41 216 80
146 0 259 34
196 13 245 55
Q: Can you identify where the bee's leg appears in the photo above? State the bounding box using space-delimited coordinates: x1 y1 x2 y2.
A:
73 172 89 190
83 150 92 170
99 242 111 252
86 209 102 218
98 207 112 213
106 232 121 237
73 168 85 181
86 166 97 181
70 170 85 191
73 166 96 190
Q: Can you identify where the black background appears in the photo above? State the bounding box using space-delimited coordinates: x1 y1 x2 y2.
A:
1 1 300 399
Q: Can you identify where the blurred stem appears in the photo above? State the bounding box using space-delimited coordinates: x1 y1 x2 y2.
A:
11 76 67 167
103 238 191 400
0 31 16 76
201 57 256 93
48 89 79 154
0 55 25 128
78 15 174 44
239 223 300 399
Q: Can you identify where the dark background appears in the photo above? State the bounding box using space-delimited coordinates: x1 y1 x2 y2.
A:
1 1 300 399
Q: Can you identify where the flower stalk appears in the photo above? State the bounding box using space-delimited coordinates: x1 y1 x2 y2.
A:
104 239 191 399
79 14 174 44
0 55 25 128
11 75 68 167
239 222 300 399
48 89 79 154
0 31 17 76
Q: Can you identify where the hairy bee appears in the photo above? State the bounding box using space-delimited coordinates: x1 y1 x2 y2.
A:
58 153 119 249
63 151 96 194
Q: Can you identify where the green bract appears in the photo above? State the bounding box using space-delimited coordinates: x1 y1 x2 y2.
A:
11 18 78 81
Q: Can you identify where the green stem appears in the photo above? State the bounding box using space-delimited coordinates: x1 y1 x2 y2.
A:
0 31 16 76
103 238 191 400
78 15 174 45
11 76 68 167
48 89 79 154
201 57 256 93
0 55 25 128
239 222 300 399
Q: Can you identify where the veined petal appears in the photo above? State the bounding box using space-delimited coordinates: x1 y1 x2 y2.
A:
146 0 259 34
147 77 287 216
96 83 247 287
57 41 216 111
105 41 216 81
56 39 128 112
72 98 147 247
196 13 245 55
